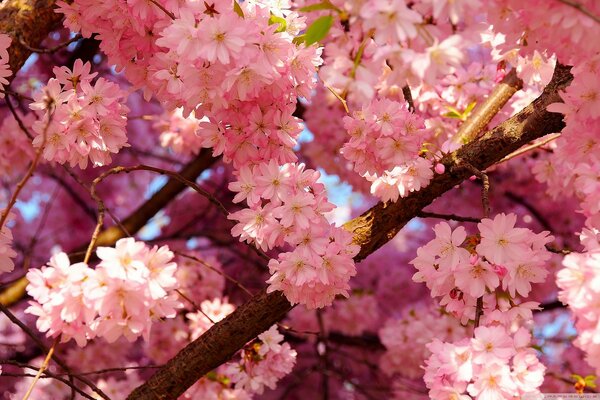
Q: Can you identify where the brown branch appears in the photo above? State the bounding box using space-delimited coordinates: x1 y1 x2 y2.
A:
556 0 600 25
0 0 65 77
127 64 573 400
18 33 82 54
456 68 524 144
0 149 216 306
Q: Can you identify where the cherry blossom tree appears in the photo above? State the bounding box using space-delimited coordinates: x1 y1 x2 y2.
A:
0 0 598 399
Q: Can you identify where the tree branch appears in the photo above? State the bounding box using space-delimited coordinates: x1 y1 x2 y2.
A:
0 0 65 77
128 64 573 400
0 149 216 306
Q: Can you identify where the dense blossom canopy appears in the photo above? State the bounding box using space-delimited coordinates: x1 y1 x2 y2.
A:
0 0 599 399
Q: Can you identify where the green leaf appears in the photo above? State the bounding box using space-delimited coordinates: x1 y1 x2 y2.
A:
443 111 462 119
269 14 287 33
572 374 584 381
292 34 306 45
304 15 333 46
464 101 477 116
299 1 341 13
233 1 244 18
530 344 543 352
585 375 597 387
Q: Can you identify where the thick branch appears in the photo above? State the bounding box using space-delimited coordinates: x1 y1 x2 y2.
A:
128 65 573 400
0 0 64 76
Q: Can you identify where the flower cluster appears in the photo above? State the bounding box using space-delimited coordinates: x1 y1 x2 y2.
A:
30 60 129 168
59 1 320 169
224 325 297 395
424 326 545 400
342 98 434 202
557 225 600 375
228 161 359 308
411 213 553 322
379 305 466 379
0 33 11 97
154 108 205 156
187 297 235 340
25 238 181 346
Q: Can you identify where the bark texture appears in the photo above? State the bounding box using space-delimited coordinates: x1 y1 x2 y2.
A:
128 65 573 399
0 0 64 75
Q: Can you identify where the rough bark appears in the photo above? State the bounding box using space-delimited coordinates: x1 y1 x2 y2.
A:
0 0 64 76
128 65 573 400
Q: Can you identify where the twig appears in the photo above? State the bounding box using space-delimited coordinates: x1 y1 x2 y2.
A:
5 92 33 139
461 163 490 218
0 88 34 102
175 288 216 324
402 84 415 113
0 113 50 230
149 0 176 19
0 304 110 400
0 368 95 400
174 250 253 297
455 68 523 144
417 211 480 223
499 133 561 164
556 0 600 24
18 33 82 54
316 310 329 400
21 337 59 400
325 84 349 114
474 296 484 329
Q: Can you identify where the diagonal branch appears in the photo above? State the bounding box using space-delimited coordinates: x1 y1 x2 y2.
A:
127 64 573 400
0 149 216 306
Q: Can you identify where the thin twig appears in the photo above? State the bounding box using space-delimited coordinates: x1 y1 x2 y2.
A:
325 84 349 114
0 304 111 400
21 337 59 400
18 33 83 54
5 92 33 139
417 211 480 223
402 84 415 113
0 113 51 230
174 250 253 297
0 88 34 102
176 289 216 324
474 296 484 329
499 133 561 164
556 0 600 24
149 0 176 19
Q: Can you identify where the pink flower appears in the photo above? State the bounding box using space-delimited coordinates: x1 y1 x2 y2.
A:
471 326 515 364
197 12 246 64
476 213 529 265
454 256 499 298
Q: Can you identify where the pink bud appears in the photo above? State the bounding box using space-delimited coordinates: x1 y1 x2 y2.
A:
494 264 508 278
434 163 445 174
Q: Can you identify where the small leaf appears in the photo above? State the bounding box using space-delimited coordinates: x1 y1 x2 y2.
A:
572 374 584 381
304 15 333 46
530 344 543 352
443 111 462 119
233 1 244 18
292 34 306 45
269 14 287 33
299 1 341 13
464 101 477 116
585 375 597 387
